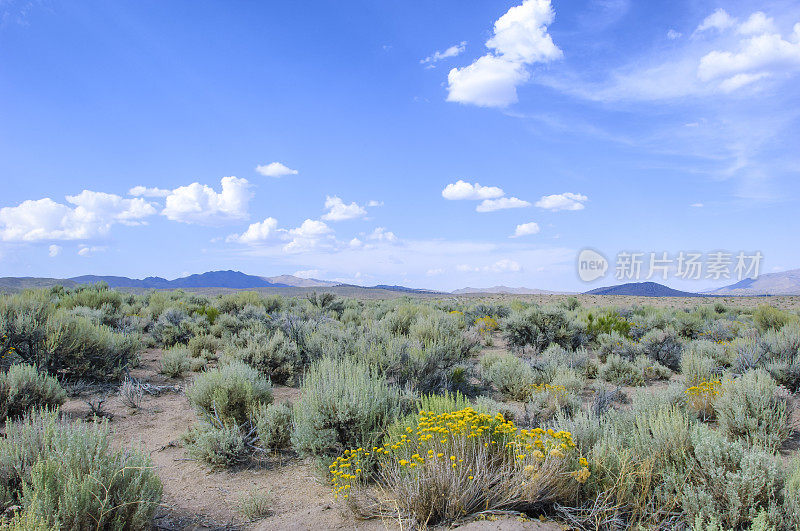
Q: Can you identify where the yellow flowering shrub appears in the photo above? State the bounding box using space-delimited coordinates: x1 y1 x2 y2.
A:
330 407 588 524
475 316 499 335
685 378 723 419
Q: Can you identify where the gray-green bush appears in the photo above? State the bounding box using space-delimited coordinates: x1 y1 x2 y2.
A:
0 409 162 529
714 369 790 452
187 362 273 425
292 356 401 456
0 364 65 421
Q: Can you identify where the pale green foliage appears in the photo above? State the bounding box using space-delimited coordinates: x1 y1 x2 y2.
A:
184 421 247 467
187 334 222 358
633 355 672 381
714 370 790 452
291 356 401 456
0 364 65 421
785 456 800 529
502 306 586 352
681 347 719 387
187 361 273 426
253 402 293 451
480 353 534 400
159 347 190 378
599 354 644 386
0 410 162 529
752 304 796 332
225 328 305 385
682 425 783 529
596 331 641 362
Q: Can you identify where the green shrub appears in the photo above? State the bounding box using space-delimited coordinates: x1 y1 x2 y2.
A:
381 304 421 336
480 353 534 400
225 329 304 385
714 369 790 452
596 331 641 362
681 348 719 387
291 356 401 456
633 355 672 382
253 402 293 451
184 421 247 467
187 362 273 426
682 424 784 529
526 384 580 424
759 323 800 392
502 306 585 352
540 344 589 376
16 309 138 382
639 328 683 370
599 354 644 386
752 304 796 332
386 339 476 396
586 310 631 339
786 456 800 529
160 347 190 378
0 364 65 421
187 334 222 358
0 410 162 529
152 307 193 347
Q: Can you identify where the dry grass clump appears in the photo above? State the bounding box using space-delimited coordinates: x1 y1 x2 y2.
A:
330 407 588 526
238 488 272 520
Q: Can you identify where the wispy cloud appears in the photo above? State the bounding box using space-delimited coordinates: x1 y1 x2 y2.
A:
420 41 466 68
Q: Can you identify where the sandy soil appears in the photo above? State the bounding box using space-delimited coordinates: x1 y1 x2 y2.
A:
62 350 390 530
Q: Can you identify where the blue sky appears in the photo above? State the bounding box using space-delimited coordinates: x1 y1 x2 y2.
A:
1 0 799 291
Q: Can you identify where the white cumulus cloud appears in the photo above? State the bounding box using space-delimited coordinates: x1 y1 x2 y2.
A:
476 197 531 212
255 162 298 177
442 180 505 200
0 192 156 242
227 217 279 244
697 27 800 91
447 0 562 107
48 244 62 257
321 196 367 221
283 219 333 253
534 192 588 211
511 221 540 237
162 176 251 225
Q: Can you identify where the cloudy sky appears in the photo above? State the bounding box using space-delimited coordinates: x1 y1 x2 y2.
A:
1 0 799 291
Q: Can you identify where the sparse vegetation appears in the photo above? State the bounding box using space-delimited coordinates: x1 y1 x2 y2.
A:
1 287 799 529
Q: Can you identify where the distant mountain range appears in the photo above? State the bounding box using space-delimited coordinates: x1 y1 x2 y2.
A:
705 268 800 296
2 269 800 297
584 281 701 297
70 271 289 289
0 271 439 295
